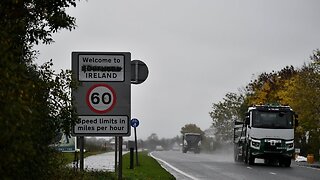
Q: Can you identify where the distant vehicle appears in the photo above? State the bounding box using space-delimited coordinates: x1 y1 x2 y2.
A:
182 133 202 153
233 104 298 167
171 142 181 151
155 145 164 151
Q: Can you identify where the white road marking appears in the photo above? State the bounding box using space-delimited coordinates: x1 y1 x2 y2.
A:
269 172 277 175
149 152 199 180
247 166 253 169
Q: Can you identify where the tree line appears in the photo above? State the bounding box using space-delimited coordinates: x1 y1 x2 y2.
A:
209 50 320 160
0 0 79 179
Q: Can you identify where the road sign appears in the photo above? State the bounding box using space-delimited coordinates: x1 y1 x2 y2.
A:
86 84 116 114
79 54 125 82
131 60 149 84
130 118 139 128
72 52 131 136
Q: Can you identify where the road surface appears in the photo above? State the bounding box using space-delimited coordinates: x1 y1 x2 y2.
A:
150 150 320 180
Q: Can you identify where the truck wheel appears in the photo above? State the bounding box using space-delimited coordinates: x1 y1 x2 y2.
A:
234 153 238 162
182 148 187 153
245 149 249 164
249 156 255 165
194 148 200 154
234 152 243 162
284 158 291 167
248 149 254 165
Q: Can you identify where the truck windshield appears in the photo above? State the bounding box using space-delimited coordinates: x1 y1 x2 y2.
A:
252 110 293 129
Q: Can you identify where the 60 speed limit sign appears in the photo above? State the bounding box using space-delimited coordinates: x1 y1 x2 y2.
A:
86 84 116 114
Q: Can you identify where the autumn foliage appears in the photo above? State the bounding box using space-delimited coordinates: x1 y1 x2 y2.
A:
210 50 320 160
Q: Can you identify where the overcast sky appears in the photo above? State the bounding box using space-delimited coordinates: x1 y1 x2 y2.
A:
36 0 320 140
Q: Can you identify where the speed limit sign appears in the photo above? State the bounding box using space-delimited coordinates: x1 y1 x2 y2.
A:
86 84 116 114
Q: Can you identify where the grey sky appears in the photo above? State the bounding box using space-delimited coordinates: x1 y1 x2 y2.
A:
36 0 320 139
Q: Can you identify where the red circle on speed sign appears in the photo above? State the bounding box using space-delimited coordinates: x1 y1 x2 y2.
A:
86 84 116 114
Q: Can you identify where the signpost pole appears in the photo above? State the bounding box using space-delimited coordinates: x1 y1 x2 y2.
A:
118 136 123 180
79 136 84 171
115 136 118 173
130 118 140 166
134 127 139 166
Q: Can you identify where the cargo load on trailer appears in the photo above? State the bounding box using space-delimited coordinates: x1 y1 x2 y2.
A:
233 104 298 167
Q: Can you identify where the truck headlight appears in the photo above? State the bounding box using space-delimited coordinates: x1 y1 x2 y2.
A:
250 139 261 150
286 140 294 151
184 140 187 146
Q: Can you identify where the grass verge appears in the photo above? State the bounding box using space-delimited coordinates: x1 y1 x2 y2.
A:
122 151 175 180
57 151 174 179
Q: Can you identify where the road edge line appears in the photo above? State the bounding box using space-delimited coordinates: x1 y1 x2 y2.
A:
149 152 198 180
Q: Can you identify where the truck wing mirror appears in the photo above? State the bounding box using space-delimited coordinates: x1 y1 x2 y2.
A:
245 118 250 125
244 112 250 125
294 114 299 127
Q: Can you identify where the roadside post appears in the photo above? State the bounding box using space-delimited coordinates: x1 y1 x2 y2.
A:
130 59 148 167
130 118 140 166
115 137 118 173
128 141 135 169
72 53 148 179
79 136 84 170
72 52 131 179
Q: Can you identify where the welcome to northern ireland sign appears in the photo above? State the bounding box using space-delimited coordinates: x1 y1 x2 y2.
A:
72 52 131 136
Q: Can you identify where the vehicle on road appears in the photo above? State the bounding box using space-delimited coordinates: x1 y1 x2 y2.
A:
182 133 202 153
233 104 298 167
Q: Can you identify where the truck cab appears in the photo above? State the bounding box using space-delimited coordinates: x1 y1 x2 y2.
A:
234 105 297 167
182 133 202 154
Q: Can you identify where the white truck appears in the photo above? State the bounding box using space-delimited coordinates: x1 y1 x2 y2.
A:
233 105 298 167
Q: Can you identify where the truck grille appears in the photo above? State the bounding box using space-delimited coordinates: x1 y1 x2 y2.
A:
264 140 283 152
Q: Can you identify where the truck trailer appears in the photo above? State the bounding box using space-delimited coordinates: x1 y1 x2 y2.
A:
182 133 202 154
233 105 297 167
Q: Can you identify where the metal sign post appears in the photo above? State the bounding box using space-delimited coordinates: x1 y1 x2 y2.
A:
72 52 131 178
79 136 84 171
115 137 118 173
130 118 140 166
118 137 123 180
72 53 149 178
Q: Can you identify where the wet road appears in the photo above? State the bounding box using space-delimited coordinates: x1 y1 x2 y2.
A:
150 150 320 180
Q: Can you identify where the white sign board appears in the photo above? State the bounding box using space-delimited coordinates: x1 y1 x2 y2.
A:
79 54 124 81
72 52 131 136
74 116 128 135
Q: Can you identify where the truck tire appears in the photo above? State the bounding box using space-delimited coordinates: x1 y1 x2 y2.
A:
283 157 291 167
279 157 291 167
249 156 255 165
245 150 248 164
234 151 243 162
247 149 255 165
194 148 200 154
182 148 187 153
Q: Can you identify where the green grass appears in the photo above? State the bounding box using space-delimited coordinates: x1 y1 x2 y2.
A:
122 151 175 180
57 151 175 179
